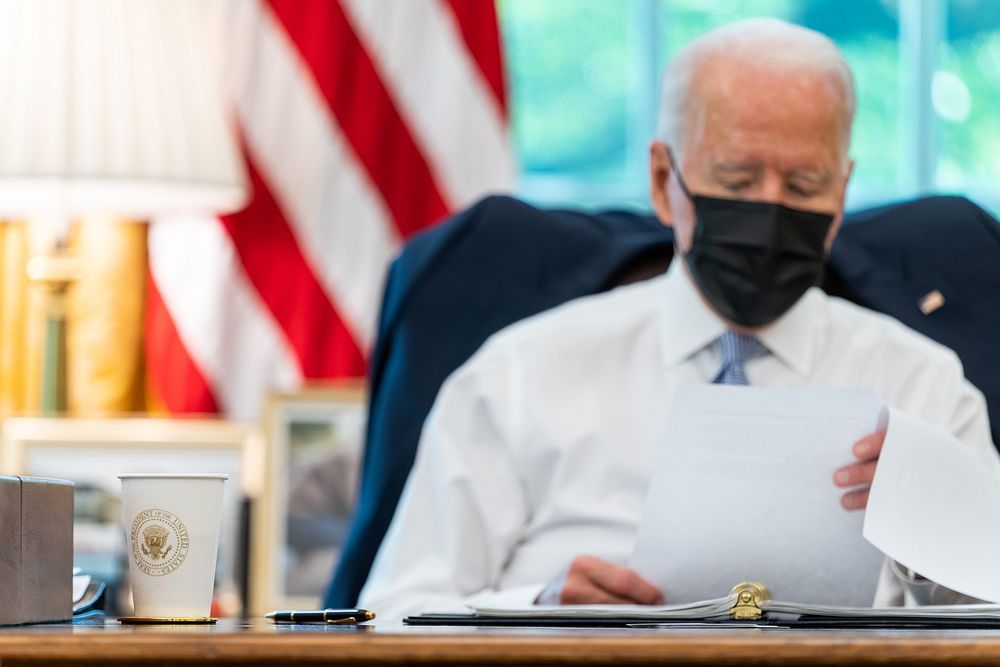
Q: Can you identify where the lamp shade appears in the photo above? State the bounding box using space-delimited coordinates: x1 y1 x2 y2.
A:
0 0 247 218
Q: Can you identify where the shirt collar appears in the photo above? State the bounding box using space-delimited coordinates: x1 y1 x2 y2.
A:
658 259 822 376
755 287 821 377
658 260 726 369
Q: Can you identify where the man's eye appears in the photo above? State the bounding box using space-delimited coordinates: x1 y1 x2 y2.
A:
788 184 819 197
721 181 753 192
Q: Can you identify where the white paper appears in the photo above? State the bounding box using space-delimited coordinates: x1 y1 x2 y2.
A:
474 596 733 619
864 408 1000 603
629 384 886 606
72 574 91 604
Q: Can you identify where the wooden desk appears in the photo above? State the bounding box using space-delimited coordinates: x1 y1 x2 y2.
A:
4 620 1000 666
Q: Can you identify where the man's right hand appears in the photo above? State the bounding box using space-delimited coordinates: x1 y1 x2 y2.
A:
551 555 664 605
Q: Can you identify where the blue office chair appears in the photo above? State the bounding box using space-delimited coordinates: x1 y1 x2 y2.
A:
323 194 1000 607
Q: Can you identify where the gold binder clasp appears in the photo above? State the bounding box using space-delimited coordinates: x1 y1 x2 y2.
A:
729 582 772 620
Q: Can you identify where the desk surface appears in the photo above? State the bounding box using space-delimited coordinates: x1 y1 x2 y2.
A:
5 619 1000 666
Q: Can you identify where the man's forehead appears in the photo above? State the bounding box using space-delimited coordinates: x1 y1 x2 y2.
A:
696 125 845 175
686 63 849 167
699 60 843 120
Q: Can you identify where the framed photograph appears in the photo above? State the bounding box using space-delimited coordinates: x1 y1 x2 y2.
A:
251 383 366 615
0 417 259 616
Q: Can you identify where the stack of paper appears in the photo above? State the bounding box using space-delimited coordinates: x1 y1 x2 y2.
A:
474 596 733 620
470 598 1000 622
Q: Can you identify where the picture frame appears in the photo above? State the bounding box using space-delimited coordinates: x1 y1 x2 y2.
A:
250 382 366 615
0 417 260 616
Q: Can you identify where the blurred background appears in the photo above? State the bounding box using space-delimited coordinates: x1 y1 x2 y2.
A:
0 0 994 616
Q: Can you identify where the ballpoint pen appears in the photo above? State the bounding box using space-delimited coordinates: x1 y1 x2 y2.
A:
265 608 376 624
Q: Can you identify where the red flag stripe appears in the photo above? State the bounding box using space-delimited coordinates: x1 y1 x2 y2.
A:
337 0 514 212
220 156 367 379
267 0 451 236
444 0 508 116
144 271 220 414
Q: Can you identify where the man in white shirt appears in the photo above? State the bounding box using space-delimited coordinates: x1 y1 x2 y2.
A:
360 18 1000 620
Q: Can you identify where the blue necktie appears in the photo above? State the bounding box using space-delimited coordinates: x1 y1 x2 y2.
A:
712 331 763 386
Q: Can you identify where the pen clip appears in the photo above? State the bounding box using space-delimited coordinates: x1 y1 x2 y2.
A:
326 616 358 625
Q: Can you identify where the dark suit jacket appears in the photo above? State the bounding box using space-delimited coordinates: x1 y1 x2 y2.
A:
323 194 1000 607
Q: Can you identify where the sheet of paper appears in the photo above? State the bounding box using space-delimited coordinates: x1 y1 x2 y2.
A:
864 408 1000 603
629 384 886 606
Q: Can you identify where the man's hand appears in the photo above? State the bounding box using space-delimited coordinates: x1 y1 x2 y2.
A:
833 430 885 510
555 555 664 605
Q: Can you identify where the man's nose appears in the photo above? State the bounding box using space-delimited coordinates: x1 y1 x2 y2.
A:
759 172 785 204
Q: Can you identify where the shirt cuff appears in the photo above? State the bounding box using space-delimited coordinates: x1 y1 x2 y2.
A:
535 566 570 605
888 559 985 606
888 560 936 606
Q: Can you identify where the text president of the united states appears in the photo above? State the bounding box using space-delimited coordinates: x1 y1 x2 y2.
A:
359 18 1000 620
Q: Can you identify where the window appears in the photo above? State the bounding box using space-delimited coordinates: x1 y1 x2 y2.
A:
499 1 637 203
936 0 1000 207
499 0 999 216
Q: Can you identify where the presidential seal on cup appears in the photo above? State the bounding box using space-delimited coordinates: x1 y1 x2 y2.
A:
118 473 227 623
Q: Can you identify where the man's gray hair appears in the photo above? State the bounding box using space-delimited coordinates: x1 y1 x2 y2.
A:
657 18 856 157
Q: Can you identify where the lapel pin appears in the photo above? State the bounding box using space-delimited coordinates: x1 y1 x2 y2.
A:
919 289 945 315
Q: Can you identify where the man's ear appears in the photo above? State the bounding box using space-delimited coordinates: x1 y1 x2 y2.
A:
825 157 855 250
649 141 673 227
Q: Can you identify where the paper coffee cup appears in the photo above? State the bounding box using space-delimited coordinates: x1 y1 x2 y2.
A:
119 473 227 619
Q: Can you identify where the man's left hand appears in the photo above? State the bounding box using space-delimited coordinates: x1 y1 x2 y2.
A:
833 430 885 510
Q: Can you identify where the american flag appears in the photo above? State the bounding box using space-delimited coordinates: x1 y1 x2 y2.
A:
145 0 513 419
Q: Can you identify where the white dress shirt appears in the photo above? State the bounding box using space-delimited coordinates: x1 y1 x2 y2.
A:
360 261 1000 621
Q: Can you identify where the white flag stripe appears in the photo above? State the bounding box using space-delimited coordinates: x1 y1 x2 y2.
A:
340 0 514 209
225 4 400 350
148 215 302 419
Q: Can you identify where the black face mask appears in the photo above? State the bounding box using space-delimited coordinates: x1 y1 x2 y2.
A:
669 154 835 328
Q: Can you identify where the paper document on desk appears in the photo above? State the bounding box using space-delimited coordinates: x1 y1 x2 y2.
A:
865 409 1000 603
629 384 885 606
475 596 733 619
466 599 1000 621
